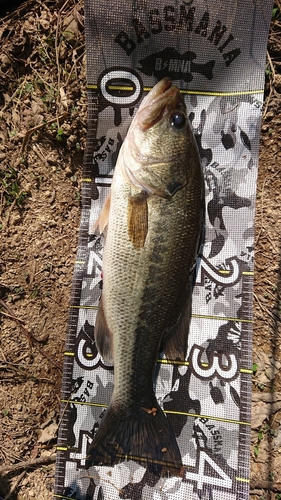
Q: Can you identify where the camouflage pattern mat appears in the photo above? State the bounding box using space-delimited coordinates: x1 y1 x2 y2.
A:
54 1 273 499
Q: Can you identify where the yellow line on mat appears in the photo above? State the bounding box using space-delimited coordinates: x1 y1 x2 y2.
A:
53 496 75 500
192 314 253 323
181 89 263 96
164 410 251 426
60 399 251 426
107 85 133 91
62 351 253 374
240 368 252 374
68 306 252 322
69 305 98 310
157 358 252 374
157 358 189 366
236 476 250 483
87 83 263 97
61 399 107 407
209 270 253 276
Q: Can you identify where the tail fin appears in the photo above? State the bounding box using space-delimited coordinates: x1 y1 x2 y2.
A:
85 401 183 477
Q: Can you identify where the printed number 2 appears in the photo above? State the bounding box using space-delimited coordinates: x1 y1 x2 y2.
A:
186 451 232 490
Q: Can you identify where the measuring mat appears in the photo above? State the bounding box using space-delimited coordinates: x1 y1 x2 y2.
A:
54 1 273 498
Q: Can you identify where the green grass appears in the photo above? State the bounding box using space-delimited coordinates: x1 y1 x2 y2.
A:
0 167 28 208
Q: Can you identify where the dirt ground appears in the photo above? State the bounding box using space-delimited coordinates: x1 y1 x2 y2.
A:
0 1 281 499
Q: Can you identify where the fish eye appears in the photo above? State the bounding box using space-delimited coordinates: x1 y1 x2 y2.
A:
171 112 186 129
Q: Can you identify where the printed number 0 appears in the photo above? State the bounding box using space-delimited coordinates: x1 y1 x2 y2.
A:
99 69 142 105
191 345 238 381
186 451 232 490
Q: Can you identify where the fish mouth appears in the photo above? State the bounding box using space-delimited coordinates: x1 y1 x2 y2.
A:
136 77 185 131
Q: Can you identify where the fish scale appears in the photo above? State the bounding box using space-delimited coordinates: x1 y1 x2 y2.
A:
106 192 200 403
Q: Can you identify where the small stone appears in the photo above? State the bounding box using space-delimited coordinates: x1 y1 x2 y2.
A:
0 53 11 69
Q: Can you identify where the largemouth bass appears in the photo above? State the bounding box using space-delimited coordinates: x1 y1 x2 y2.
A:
86 78 204 476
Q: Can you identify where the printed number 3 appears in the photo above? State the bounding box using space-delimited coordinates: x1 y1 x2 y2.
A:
190 345 238 381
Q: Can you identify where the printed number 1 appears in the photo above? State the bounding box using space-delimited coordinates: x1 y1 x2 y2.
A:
185 451 232 490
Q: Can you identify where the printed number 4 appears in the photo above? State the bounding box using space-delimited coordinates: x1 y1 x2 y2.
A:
186 451 232 490
69 432 93 466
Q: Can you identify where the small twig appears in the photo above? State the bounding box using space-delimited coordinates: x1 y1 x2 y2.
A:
1 198 17 230
59 0 74 16
0 346 7 362
253 292 265 313
4 471 26 500
55 10 62 130
266 50 276 84
250 478 281 492
0 190 4 218
65 48 86 88
0 86 23 117
54 0 74 125
0 300 62 371
255 176 267 245
28 62 55 92
0 386 18 398
252 391 281 403
0 300 33 346
262 86 273 119
0 455 56 475
32 144 47 164
0 310 25 322
12 75 28 117
270 167 281 180
35 0 53 16
253 292 277 324
264 278 281 296
38 348 62 371
262 50 278 119
21 112 67 154
274 0 281 15
0 0 37 24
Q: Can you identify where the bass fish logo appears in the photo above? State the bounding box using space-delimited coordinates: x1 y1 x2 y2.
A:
138 47 215 83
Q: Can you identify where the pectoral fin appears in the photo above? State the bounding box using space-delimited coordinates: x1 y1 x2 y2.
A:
128 189 148 249
94 297 113 364
93 192 111 234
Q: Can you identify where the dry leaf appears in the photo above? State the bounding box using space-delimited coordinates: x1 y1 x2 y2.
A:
59 87 68 111
251 401 270 429
37 421 58 444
